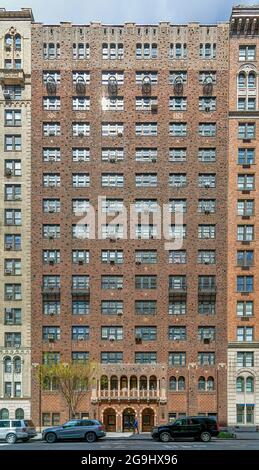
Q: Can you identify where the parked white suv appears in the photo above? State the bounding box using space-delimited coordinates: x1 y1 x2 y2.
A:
0 419 37 444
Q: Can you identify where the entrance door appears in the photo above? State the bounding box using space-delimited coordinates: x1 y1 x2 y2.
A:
142 408 154 432
103 408 116 431
122 408 135 432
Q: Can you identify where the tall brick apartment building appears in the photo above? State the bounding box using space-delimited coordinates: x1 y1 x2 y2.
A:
0 5 259 431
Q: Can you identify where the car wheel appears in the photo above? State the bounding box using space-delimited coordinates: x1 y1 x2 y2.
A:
5 433 17 444
159 431 172 443
85 432 97 443
45 432 57 444
200 431 211 442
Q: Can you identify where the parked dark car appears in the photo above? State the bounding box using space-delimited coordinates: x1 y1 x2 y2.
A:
151 416 220 442
42 419 106 443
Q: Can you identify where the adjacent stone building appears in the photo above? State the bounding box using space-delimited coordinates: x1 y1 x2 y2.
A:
0 8 33 420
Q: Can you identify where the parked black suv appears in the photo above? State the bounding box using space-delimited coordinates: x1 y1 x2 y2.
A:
151 416 220 442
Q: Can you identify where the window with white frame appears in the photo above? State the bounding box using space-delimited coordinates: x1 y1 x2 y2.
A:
135 148 157 162
72 173 90 188
199 71 216 83
169 199 187 213
101 199 124 213
169 250 187 264
135 122 157 136
198 250 216 264
134 199 158 213
72 224 90 239
236 301 253 317
169 148 187 162
199 97 216 111
101 275 123 289
169 173 187 188
135 71 158 84
73 43 90 59
198 224 216 239
43 71 60 84
5 135 21 151
43 122 60 136
101 250 124 264
238 123 255 139
72 97 90 110
43 225 60 239
72 148 90 162
43 97 60 111
135 224 157 239
169 225 187 239
102 122 124 136
198 199 216 213
199 43 216 59
43 43 60 59
43 148 61 162
170 71 187 84
102 71 124 84
239 45 256 61
72 71 90 84
102 97 124 111
101 148 124 162
169 97 187 111
101 173 124 187
135 173 157 187
169 122 187 136
198 148 216 162
199 123 216 136
43 199 60 213
72 250 90 264
102 43 124 59
101 224 124 239
135 250 157 264
136 43 157 59
169 43 187 59
72 199 90 214
72 122 90 136
43 174 60 187
198 174 216 188
135 96 157 110
237 174 254 190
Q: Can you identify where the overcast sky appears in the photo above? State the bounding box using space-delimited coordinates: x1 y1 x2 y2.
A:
0 0 255 24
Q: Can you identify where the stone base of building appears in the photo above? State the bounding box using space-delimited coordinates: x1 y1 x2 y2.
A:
0 399 31 420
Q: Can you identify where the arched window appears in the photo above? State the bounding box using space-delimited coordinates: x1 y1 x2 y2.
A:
15 408 24 419
236 376 245 393
5 34 12 47
4 356 12 373
198 376 206 391
207 376 215 391
15 34 21 51
169 376 177 391
248 72 256 88
0 408 9 419
246 376 254 393
238 73 246 88
178 376 185 391
14 356 21 373
150 375 157 389
140 376 147 390
110 375 118 390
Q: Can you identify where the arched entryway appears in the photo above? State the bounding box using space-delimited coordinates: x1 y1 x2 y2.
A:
103 407 116 432
122 407 135 432
142 408 154 432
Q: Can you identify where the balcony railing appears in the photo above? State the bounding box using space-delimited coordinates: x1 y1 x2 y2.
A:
0 69 25 85
42 286 61 295
198 285 217 294
169 284 187 295
71 286 90 296
97 388 160 400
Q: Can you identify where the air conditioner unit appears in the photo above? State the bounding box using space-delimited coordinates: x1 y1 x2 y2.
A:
109 335 116 341
117 131 123 137
109 156 116 163
151 156 157 162
5 294 12 300
77 335 85 341
204 182 210 188
78 259 84 265
151 103 158 112
49 259 55 265
135 332 142 342
5 268 12 275
78 132 85 137
117 310 123 316
109 234 117 241
49 234 54 239
48 208 55 213
118 286 123 290
136 260 142 265
204 209 211 214
5 168 13 176
3 89 11 99
48 334 55 342
5 244 13 250
110 259 115 265
204 106 211 112
48 130 56 136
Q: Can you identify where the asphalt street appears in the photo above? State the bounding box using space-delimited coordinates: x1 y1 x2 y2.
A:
0 437 258 450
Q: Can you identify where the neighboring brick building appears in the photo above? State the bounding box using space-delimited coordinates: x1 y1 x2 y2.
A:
0 8 33 420
227 5 259 427
30 19 229 431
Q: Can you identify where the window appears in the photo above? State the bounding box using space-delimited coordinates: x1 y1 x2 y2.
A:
14 382 21 397
136 43 157 59
135 71 158 84
43 174 60 187
72 173 90 188
102 97 124 111
246 376 254 393
169 301 186 315
198 225 216 239
5 234 21 251
169 352 186 366
102 199 124 213
238 149 255 165
237 301 253 317
72 148 90 162
238 174 255 191
198 250 216 264
135 148 157 163
72 250 89 264
72 326 89 341
43 352 60 365
170 71 187 84
101 352 123 363
169 122 187 136
102 301 124 315
237 404 254 425
237 225 254 242
5 209 22 226
169 173 187 188
237 200 254 216
72 97 90 111
169 327 186 341
4 86 21 100
4 259 21 275
238 97 256 111
43 71 61 84
199 71 217 84
43 199 60 213
237 352 254 367
135 276 157 289
199 123 216 136
101 224 124 239
43 43 60 59
238 123 255 139
102 43 124 59
198 148 216 162
199 97 216 111
237 327 253 342
73 43 90 59
5 185 21 201
198 352 215 366
72 276 89 290
72 122 90 136
43 250 61 264
199 301 215 315
72 301 90 315
169 276 186 291
5 332 21 347
135 173 157 187
169 43 187 59
43 122 60 136
5 160 22 176
4 308 22 325
169 199 187 213
14 59 21 70
72 224 90 239
135 300 157 315
101 327 123 341
101 276 123 290
135 352 157 364
136 122 157 136
239 45 256 61
102 71 124 84
198 276 216 291
72 352 89 363
43 97 60 111
4 382 12 397
102 250 124 264
102 148 124 162
236 376 244 393
169 148 187 162
72 199 90 215
5 135 21 151
135 224 157 239
42 327 60 341
5 110 21 126
200 43 216 59
198 199 216 213
168 250 187 264
43 301 60 316
135 199 158 213
169 97 187 111
135 327 157 341
43 275 60 290
43 148 61 162
102 122 123 136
